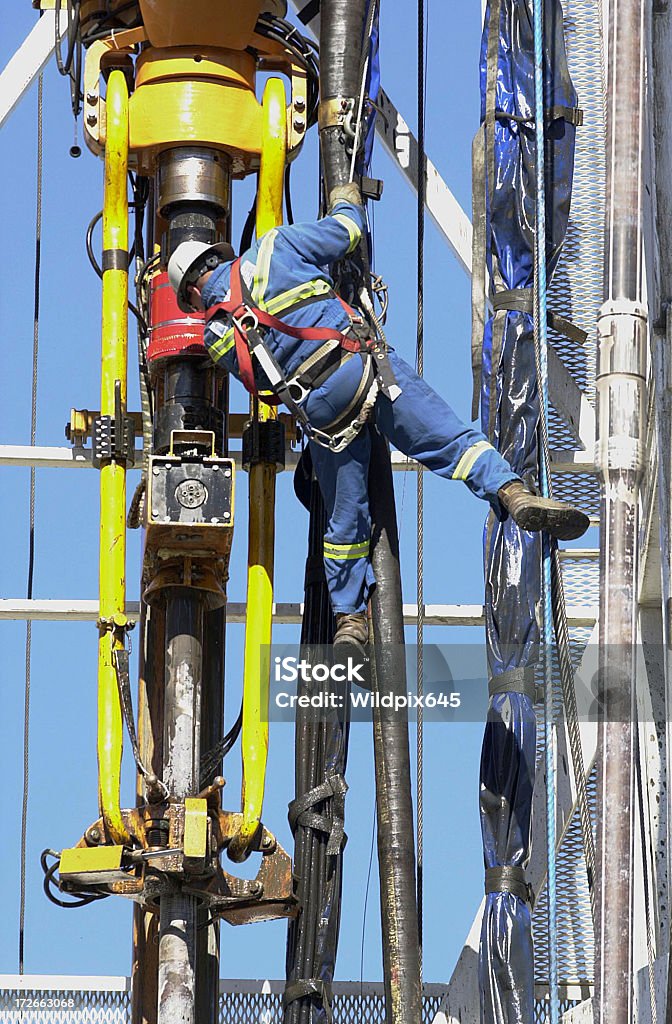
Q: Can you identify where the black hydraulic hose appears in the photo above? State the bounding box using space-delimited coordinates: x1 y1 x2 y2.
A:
319 0 368 195
285 467 346 1024
368 427 422 1024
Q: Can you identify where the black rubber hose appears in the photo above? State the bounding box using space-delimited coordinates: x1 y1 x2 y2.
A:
319 0 368 195
285 467 346 1024
368 426 423 1024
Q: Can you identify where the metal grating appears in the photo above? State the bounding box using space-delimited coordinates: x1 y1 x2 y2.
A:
532 766 597 987
0 982 445 1024
0 981 585 1024
547 0 606 420
559 556 599 609
551 472 600 516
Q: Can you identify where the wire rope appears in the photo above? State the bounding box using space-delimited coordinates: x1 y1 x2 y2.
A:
415 0 427 979
531 3 558 1021
19 73 44 976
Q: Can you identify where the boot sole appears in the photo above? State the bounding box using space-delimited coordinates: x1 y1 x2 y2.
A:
514 505 590 541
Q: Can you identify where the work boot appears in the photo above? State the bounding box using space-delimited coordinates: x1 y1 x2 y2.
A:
333 612 371 689
334 612 369 657
498 480 590 541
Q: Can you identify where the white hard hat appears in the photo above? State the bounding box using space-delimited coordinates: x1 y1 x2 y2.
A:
167 239 235 313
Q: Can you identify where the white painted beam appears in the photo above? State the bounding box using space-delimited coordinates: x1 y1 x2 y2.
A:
0 12 68 130
548 345 596 451
0 445 594 474
0 599 597 627
375 88 472 275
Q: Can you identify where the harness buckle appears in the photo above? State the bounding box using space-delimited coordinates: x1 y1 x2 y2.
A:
232 306 259 333
286 379 311 406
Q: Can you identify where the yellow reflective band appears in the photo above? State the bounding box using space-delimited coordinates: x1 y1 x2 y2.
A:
332 213 361 254
323 539 370 560
266 278 332 315
452 440 494 481
253 229 278 308
207 278 334 365
209 329 235 360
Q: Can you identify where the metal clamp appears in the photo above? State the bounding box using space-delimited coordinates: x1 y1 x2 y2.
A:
92 380 135 468
485 865 535 906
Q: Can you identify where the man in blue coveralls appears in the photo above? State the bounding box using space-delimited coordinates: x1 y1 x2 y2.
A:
168 183 589 654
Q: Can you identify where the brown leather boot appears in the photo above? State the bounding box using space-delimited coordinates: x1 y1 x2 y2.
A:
334 612 370 689
498 480 590 541
334 612 369 655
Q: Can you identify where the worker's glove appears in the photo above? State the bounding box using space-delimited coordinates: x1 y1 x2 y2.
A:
328 183 362 211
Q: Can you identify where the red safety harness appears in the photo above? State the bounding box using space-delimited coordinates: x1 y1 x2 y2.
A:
205 257 373 401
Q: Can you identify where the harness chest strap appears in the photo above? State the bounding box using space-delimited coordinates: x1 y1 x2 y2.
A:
206 258 366 393
205 258 400 402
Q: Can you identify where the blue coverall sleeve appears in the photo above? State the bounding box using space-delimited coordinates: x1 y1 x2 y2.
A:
278 201 366 267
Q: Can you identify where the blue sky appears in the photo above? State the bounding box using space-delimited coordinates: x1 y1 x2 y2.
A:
1 2 492 987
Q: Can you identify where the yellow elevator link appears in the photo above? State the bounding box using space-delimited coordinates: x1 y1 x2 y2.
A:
230 78 287 861
97 70 131 845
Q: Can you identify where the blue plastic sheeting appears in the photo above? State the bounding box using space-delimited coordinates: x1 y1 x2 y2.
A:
362 0 380 168
475 2 577 1022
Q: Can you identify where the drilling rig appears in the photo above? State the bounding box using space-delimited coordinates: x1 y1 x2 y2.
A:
4 0 672 1023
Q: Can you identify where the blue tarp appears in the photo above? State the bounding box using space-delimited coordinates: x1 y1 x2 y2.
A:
475 2 578 1021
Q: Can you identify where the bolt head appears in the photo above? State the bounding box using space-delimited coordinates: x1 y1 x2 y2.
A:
87 91 98 105
212 464 219 471
294 96 306 112
223 512 231 520
86 113 98 127
293 117 306 133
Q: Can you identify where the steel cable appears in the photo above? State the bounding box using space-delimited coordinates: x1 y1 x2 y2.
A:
19 73 44 975
415 0 426 978
531 3 559 1022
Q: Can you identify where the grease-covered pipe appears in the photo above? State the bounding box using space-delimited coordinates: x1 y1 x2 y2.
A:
369 427 422 1024
319 0 367 196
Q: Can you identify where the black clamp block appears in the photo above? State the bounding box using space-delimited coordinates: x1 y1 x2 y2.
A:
92 414 136 468
361 176 384 202
242 418 286 472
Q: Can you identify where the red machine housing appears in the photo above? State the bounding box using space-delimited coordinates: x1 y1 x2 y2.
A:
148 271 207 361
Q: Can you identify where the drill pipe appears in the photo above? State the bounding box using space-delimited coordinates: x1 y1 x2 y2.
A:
319 0 368 196
650 5 672 1011
149 145 229 1024
284 472 346 1024
596 0 647 1021
369 427 422 1024
158 595 204 1024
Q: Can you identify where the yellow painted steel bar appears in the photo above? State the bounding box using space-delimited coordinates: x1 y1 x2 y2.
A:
97 70 130 844
234 78 287 858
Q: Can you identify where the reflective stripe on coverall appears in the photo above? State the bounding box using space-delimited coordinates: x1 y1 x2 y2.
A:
200 202 519 615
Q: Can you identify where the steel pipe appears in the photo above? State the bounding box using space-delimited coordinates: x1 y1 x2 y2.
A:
369 427 422 1024
318 0 367 196
157 594 204 1024
596 0 648 1020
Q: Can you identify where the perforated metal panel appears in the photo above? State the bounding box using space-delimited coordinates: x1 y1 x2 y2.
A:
547 0 606 418
532 766 597 986
0 981 445 1024
0 980 586 1024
